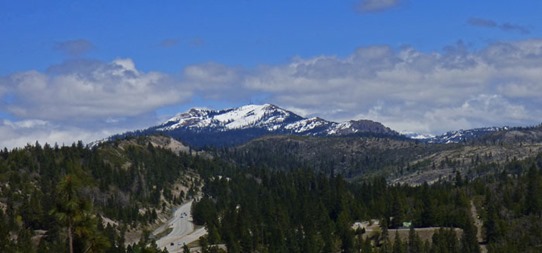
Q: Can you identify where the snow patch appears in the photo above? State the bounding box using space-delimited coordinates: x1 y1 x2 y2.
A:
284 117 330 133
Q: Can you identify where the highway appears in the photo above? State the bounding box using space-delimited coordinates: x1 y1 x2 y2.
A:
154 201 207 252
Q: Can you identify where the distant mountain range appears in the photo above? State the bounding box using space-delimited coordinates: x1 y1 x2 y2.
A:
108 103 521 148
424 127 509 144
99 103 542 184
158 104 397 135
147 104 399 147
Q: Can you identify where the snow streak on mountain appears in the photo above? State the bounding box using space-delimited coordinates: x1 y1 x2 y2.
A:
426 127 509 144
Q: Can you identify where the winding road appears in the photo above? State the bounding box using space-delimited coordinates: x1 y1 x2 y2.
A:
154 201 207 252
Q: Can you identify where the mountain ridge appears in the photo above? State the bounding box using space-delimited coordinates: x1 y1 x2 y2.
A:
157 104 397 135
143 104 399 147
106 103 537 148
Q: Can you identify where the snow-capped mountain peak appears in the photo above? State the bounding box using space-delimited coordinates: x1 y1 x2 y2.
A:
213 104 291 130
148 104 400 147
156 104 400 134
284 117 333 134
158 104 303 132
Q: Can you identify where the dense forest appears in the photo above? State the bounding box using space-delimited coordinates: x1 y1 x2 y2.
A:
192 152 542 253
0 137 212 252
0 135 542 252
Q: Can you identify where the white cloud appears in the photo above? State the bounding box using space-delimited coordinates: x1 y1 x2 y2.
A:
3 58 189 121
0 119 122 149
182 62 256 101
3 119 49 129
3 39 542 148
0 58 191 148
184 40 542 134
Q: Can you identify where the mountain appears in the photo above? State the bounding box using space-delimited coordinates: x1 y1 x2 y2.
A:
158 104 305 133
412 127 509 144
110 103 539 148
139 104 399 147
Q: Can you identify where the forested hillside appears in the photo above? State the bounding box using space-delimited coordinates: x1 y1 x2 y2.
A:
192 152 542 252
214 135 444 179
0 137 210 252
214 131 542 186
1 135 542 252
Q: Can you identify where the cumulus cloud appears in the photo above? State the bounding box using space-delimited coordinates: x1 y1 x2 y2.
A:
182 62 255 101
179 39 542 134
3 39 542 148
0 119 123 149
2 58 188 121
53 39 95 56
0 58 192 148
357 0 400 13
467 17 531 34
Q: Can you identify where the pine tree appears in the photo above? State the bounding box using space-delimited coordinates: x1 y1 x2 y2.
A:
485 193 502 244
524 164 541 216
390 191 404 229
50 175 109 253
392 230 404 253
420 183 434 227
460 215 480 253
50 175 83 253
407 226 421 253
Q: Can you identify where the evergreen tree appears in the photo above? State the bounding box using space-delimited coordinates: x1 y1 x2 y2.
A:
390 190 404 229
524 164 541 216
420 183 434 227
407 226 421 253
460 215 480 253
485 192 502 244
392 230 404 253
50 175 85 253
50 175 109 253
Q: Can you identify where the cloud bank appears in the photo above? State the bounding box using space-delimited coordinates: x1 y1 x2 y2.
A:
182 39 542 134
2 39 542 148
4 59 186 121
0 58 189 148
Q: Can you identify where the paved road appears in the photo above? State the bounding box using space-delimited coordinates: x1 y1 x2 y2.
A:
154 201 207 252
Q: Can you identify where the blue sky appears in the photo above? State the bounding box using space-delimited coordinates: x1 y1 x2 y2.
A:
1 0 542 147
